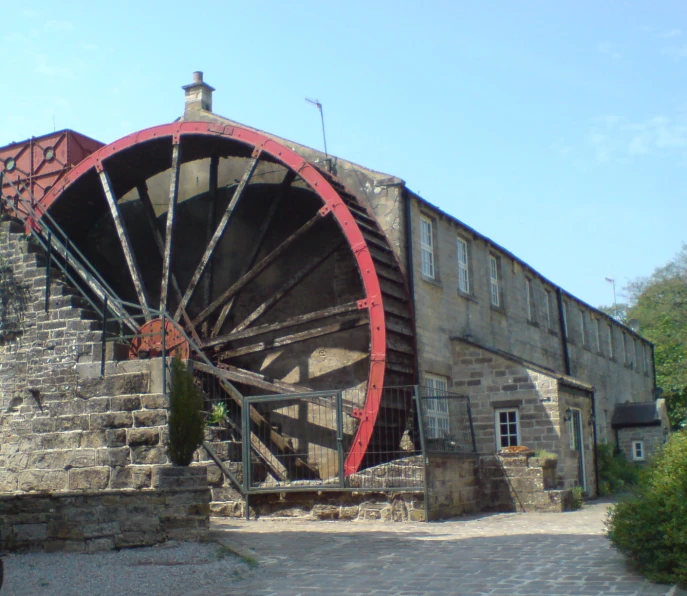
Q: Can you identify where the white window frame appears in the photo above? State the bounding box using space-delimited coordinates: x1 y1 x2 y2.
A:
420 216 435 279
525 277 534 321
457 237 470 294
495 408 520 449
578 309 586 346
425 374 449 440
632 440 645 461
489 254 500 307
543 289 552 328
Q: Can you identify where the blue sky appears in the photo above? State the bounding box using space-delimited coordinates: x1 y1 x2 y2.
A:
2 1 685 309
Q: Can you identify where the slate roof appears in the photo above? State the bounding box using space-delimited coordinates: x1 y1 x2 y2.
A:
611 402 661 428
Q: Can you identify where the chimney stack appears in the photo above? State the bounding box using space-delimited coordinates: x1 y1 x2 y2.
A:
182 71 215 114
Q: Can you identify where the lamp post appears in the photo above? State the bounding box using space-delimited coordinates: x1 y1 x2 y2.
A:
605 277 617 313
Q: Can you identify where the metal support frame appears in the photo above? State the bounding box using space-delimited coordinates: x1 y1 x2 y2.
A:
44 231 51 313
413 385 430 523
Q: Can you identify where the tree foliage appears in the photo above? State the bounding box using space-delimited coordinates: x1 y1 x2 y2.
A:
606 430 687 585
601 244 687 429
167 357 205 466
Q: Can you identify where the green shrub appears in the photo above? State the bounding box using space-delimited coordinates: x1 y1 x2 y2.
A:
167 357 205 466
606 430 687 585
534 449 557 460
597 443 639 495
570 486 584 510
208 402 228 425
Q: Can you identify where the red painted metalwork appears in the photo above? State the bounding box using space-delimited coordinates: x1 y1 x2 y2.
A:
35 121 386 476
0 130 103 214
130 318 190 361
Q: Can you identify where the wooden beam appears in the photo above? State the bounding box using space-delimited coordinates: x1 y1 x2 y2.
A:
201 155 219 336
98 168 150 319
211 170 295 337
193 212 325 328
160 141 181 312
203 301 360 348
174 154 260 322
229 243 343 334
215 362 312 394
217 316 367 360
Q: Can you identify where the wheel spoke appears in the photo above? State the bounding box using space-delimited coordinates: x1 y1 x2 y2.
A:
201 155 219 336
215 362 312 394
211 170 295 336
174 152 261 322
160 141 181 312
203 301 360 348
137 183 203 346
216 315 367 360
228 243 343 335
98 165 150 319
193 212 326 328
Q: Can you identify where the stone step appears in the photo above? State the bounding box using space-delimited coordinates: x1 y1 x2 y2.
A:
76 359 154 380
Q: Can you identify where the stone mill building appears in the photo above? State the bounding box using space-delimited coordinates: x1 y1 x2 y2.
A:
0 73 670 547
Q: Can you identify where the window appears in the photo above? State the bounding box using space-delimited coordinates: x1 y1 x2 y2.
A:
489 255 500 307
425 374 449 439
607 324 614 359
544 290 552 328
495 408 519 449
525 278 534 321
578 309 586 345
562 301 569 336
457 237 470 293
623 332 630 365
633 339 639 371
420 217 435 279
632 441 645 461
644 345 651 375
594 318 602 353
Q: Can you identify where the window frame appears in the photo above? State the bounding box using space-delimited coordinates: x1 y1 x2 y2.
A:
456 236 470 295
632 440 645 461
578 308 586 346
562 301 570 337
489 254 501 308
525 277 535 322
424 373 450 440
607 323 615 359
543 289 552 329
420 216 435 279
594 318 602 354
494 408 520 450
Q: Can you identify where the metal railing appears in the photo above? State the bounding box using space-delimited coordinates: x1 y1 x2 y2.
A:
417 386 477 454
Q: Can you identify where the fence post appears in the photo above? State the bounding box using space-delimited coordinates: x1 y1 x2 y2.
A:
242 396 251 520
161 313 167 398
44 231 52 313
335 391 345 488
466 397 477 453
413 385 430 523
100 296 108 378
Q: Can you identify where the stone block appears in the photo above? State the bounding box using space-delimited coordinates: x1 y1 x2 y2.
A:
133 409 167 427
19 469 68 492
115 531 162 548
141 394 169 409
127 428 160 446
110 396 141 412
86 537 115 552
153 465 207 489
96 447 130 467
82 521 120 539
14 523 48 541
41 431 81 450
110 466 152 489
83 397 111 413
131 446 167 465
69 467 110 490
90 412 133 429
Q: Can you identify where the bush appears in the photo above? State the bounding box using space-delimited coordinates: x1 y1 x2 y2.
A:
570 486 584 510
606 430 687 585
597 443 639 495
167 357 205 466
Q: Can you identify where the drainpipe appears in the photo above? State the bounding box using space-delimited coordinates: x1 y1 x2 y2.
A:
650 343 657 394
590 390 600 498
404 191 421 379
556 288 571 376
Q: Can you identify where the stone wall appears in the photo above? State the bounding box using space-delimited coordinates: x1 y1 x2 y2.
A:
426 454 480 520
0 467 209 553
617 425 666 463
480 453 571 513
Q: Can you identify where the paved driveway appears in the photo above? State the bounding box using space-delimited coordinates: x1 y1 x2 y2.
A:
215 500 683 596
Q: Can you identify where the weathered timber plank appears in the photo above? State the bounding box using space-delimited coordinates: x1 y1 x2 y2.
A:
160 142 181 312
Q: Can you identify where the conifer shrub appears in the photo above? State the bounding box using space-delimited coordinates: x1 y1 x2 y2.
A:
167 357 205 466
606 430 687 585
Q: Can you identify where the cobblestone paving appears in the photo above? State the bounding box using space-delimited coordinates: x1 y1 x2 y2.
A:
214 500 685 596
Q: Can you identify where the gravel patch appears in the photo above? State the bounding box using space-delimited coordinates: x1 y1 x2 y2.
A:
1 541 255 596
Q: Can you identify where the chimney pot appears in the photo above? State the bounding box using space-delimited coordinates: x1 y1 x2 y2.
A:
193 71 203 84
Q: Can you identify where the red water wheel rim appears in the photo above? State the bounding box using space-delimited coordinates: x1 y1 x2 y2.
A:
36 121 388 475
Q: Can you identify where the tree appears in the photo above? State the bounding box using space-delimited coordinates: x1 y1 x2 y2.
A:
613 244 687 429
167 357 205 466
